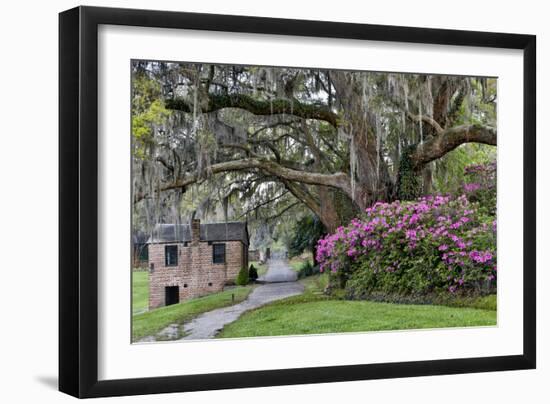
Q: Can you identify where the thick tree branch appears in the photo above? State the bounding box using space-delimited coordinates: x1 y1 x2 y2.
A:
165 94 339 127
134 158 351 203
410 124 496 168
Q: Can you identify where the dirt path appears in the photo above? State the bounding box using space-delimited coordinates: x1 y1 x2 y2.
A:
139 259 303 342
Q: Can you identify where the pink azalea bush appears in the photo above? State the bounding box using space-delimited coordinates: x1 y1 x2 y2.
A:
463 161 496 215
316 194 496 298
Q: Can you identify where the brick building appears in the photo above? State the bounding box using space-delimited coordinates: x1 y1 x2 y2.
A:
146 220 249 310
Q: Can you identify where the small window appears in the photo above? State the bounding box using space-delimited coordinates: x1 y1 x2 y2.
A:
212 243 226 264
165 245 178 266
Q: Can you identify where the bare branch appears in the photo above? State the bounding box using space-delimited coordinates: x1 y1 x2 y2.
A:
265 201 301 221
237 190 290 218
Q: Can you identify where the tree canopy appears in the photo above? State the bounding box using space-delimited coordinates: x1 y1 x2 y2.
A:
131 60 496 246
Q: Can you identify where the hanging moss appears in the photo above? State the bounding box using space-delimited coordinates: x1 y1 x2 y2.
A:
396 144 422 200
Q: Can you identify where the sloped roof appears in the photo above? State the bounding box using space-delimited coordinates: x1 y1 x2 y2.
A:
147 222 249 246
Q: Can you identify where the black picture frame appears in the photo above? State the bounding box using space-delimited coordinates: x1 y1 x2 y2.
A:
59 5 536 398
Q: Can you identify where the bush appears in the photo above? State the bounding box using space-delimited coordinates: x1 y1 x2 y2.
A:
248 264 258 282
463 161 496 216
236 266 249 286
297 260 314 279
295 260 322 279
316 194 496 298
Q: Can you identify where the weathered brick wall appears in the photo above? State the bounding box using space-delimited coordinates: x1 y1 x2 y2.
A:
224 241 246 282
148 240 246 309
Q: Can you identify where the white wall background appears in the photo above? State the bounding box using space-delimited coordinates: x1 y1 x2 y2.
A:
0 1 545 402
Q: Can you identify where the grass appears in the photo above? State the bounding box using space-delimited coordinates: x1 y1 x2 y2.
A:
217 274 496 339
132 270 149 314
440 294 497 311
289 255 312 272
132 285 253 341
250 260 267 277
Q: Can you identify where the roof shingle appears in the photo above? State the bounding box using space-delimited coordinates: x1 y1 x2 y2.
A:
147 222 249 246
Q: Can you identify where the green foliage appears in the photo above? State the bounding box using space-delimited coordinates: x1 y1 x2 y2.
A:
236 266 250 286
132 71 162 113
131 72 172 159
288 214 325 258
432 143 496 195
463 161 496 216
438 293 497 311
296 260 319 279
248 264 259 282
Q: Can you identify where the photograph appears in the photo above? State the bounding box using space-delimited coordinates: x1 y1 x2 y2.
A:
131 60 498 343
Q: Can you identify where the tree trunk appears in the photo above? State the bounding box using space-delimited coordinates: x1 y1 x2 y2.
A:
331 72 394 210
422 165 433 195
317 186 341 232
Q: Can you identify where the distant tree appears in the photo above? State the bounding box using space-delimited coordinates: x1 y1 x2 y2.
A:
288 214 325 264
248 264 259 282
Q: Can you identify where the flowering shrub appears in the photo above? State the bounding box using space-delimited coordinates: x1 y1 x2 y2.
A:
463 161 496 215
316 194 496 298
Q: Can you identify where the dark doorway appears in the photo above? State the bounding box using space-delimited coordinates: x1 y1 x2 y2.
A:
165 286 179 306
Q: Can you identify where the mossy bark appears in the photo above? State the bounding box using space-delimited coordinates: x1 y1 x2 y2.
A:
396 145 423 201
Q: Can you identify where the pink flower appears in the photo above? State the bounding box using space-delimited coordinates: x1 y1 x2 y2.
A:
464 183 481 193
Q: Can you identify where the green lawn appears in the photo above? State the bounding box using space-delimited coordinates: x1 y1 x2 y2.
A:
289 256 312 272
217 275 496 339
132 270 149 314
132 285 253 341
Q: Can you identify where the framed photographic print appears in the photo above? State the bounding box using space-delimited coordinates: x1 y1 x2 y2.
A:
59 6 536 398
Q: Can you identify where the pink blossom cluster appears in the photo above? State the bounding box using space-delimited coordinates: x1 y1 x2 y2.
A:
463 161 496 195
316 194 497 293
